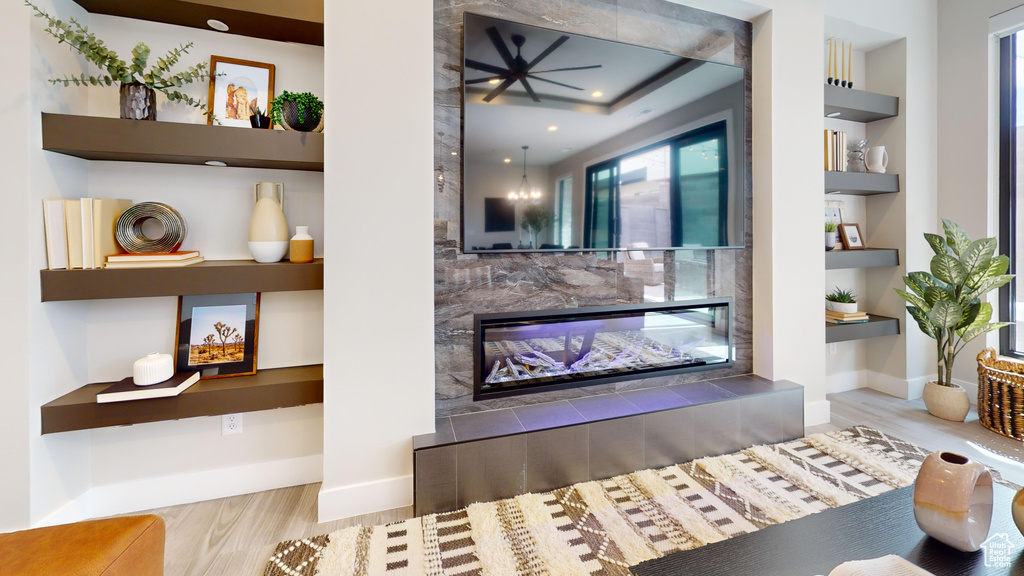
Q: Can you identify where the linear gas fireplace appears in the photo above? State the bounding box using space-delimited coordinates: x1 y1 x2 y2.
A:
474 298 733 399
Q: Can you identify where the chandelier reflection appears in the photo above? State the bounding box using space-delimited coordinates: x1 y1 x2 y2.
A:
508 145 542 203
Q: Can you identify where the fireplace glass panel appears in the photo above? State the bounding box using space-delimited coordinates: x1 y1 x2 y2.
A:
475 299 732 399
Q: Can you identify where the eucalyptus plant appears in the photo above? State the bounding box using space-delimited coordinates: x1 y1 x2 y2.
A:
26 2 214 118
895 219 1014 387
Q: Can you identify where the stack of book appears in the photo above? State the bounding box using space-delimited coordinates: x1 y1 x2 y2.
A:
105 251 204 269
96 371 200 403
44 198 134 270
826 310 870 324
824 129 848 171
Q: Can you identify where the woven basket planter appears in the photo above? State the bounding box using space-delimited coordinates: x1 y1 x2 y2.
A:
279 100 324 133
978 348 1024 439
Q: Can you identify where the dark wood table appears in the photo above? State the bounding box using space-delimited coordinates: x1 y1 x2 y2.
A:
632 484 1024 576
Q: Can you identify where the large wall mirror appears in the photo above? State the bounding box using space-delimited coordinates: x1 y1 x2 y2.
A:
462 13 747 253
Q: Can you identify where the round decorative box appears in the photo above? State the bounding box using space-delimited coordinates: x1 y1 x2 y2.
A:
913 451 993 552
133 352 174 386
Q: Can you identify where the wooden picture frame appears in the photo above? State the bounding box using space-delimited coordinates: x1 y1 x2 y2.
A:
175 293 260 378
207 56 276 127
839 223 865 250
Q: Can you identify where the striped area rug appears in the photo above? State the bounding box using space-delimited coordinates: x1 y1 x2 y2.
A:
263 426 929 576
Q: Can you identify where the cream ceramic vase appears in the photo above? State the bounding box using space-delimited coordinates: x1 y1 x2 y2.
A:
248 182 288 263
913 451 993 552
922 381 971 422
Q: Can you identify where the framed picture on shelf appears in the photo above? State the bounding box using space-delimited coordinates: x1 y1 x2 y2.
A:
839 223 865 250
175 292 260 378
207 56 276 127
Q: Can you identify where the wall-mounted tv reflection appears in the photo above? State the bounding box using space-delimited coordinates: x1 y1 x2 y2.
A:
462 13 747 253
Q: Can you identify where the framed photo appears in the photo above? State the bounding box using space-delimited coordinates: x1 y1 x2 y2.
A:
207 56 276 127
175 293 260 378
839 223 865 250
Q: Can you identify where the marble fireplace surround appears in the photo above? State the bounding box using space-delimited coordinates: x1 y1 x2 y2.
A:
434 0 753 417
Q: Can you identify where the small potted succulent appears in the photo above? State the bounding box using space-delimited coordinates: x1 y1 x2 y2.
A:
826 287 858 314
826 221 838 251
249 104 271 129
26 2 214 121
895 219 1014 421
270 91 324 132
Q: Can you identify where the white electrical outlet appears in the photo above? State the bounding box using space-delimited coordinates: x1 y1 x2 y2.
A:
829 342 838 355
222 413 243 435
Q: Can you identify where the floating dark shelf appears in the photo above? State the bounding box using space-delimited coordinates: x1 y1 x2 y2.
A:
41 364 323 434
825 314 900 343
825 248 899 270
70 0 323 46
825 171 900 195
824 84 899 123
42 113 324 171
41 259 323 302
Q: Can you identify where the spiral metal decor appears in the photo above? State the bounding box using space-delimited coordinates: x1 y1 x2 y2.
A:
115 202 188 253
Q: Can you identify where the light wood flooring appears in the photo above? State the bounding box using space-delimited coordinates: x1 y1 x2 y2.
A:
142 388 1024 576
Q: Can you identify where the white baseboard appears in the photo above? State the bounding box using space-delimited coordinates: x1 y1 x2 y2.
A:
865 371 933 400
38 454 323 525
805 399 831 427
318 474 412 523
826 372 864 394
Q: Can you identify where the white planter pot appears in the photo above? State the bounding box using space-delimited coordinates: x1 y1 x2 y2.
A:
826 301 858 314
826 231 837 251
922 381 971 422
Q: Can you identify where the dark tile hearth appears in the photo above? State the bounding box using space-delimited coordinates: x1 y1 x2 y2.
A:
512 401 585 432
413 376 804 515
568 393 642 421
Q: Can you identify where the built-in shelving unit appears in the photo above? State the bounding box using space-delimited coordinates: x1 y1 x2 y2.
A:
824 171 900 195
825 248 899 270
70 0 323 46
40 259 323 302
41 364 323 434
825 315 900 343
42 113 324 171
824 83 901 343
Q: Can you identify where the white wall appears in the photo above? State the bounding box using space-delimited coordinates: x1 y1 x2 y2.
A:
319 0 435 521
0 0 34 533
937 0 1021 384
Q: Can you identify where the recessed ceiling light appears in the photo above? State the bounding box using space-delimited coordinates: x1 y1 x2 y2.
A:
591 90 603 98
451 151 458 155
562 147 574 152
488 78 500 84
204 160 227 167
548 125 558 131
504 158 511 163
207 19 229 32
826 111 842 118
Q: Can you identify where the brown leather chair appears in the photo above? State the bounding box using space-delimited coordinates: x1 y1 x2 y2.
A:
0 514 165 576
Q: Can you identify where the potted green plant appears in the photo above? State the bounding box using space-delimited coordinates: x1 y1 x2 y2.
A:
270 91 324 132
826 221 838 251
26 2 214 121
826 287 857 314
895 219 1014 421
520 205 553 249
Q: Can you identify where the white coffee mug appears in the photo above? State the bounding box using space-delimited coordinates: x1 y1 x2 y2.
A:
866 146 889 174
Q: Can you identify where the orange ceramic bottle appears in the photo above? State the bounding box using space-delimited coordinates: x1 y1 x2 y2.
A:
289 226 314 263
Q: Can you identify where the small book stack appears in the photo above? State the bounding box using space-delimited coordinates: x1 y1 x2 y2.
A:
96 371 200 403
824 129 848 171
826 310 870 324
105 251 204 269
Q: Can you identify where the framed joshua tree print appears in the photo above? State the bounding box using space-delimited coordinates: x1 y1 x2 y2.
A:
175 292 260 378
